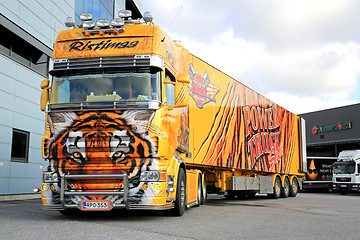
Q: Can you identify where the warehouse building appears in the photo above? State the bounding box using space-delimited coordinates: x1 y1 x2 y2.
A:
299 103 360 158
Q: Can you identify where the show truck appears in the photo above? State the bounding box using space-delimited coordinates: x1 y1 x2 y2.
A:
39 10 306 215
303 157 337 192
333 150 360 194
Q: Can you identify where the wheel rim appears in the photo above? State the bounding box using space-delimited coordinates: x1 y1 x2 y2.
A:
285 179 289 194
180 180 185 206
276 179 280 193
292 179 298 192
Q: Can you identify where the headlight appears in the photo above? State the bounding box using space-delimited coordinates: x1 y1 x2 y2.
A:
140 171 166 182
43 172 59 183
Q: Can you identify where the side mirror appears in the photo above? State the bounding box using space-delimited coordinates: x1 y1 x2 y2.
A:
177 73 190 84
40 79 50 111
174 81 189 108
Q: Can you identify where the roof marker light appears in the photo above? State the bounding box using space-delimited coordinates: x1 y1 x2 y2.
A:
80 12 93 21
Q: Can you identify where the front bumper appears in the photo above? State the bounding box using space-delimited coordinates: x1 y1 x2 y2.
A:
333 183 360 192
42 173 173 211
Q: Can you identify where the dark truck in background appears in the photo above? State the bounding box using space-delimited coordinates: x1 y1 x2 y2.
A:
303 157 337 192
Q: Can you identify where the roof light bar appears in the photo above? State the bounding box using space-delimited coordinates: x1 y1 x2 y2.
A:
111 18 124 27
96 19 110 28
83 20 95 29
119 10 132 18
80 12 93 21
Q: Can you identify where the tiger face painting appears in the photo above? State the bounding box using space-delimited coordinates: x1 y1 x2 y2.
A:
42 110 159 207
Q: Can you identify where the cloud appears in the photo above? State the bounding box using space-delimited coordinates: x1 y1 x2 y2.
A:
265 92 357 114
142 0 360 113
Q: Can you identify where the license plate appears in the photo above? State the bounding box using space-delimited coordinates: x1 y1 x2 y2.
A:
81 200 110 211
340 184 347 188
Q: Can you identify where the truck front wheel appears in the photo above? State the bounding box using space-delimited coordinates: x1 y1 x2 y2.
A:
171 168 186 216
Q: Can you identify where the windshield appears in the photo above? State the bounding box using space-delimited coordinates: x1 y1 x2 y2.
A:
333 162 355 174
50 70 161 103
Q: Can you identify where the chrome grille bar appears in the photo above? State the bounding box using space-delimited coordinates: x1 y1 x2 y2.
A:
52 55 151 71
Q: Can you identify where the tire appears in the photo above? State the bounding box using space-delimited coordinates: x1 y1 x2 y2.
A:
171 168 186 216
289 177 299 197
268 176 281 199
195 174 202 207
281 177 290 198
327 184 333 193
200 173 207 205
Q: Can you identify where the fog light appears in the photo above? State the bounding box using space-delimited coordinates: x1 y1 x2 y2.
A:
142 183 148 190
50 185 56 191
140 171 166 182
41 185 46 191
153 184 160 191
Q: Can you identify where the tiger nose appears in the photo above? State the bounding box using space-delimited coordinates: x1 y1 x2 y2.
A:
85 151 112 160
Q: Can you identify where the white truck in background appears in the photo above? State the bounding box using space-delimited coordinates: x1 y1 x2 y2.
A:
333 150 360 195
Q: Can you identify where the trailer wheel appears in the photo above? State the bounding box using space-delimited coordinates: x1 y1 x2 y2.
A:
268 176 281 199
289 177 299 197
171 168 186 216
281 177 290 198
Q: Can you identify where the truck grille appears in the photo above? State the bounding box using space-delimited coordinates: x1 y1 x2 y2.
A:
52 55 151 71
336 177 351 182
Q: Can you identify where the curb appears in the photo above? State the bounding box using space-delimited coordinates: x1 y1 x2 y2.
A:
0 193 41 201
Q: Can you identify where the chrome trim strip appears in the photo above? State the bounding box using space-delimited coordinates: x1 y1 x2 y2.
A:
51 54 164 73
47 101 161 112
81 28 125 35
128 204 174 210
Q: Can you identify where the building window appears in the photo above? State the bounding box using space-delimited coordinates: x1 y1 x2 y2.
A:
75 0 114 24
11 129 30 163
0 24 50 77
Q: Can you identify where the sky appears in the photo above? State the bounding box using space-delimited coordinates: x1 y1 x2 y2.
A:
141 0 360 114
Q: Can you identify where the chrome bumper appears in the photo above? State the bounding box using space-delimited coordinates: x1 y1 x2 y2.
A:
60 173 129 210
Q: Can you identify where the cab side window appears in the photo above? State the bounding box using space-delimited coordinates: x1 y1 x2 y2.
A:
165 74 175 107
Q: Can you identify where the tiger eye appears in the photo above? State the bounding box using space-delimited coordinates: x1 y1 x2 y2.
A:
113 152 122 158
73 152 81 158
